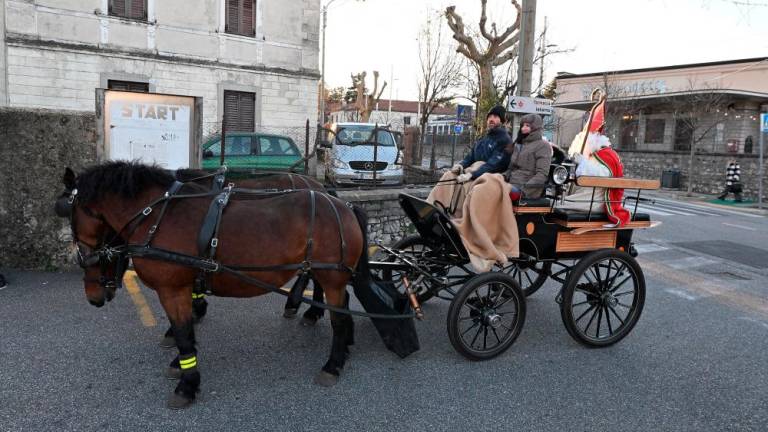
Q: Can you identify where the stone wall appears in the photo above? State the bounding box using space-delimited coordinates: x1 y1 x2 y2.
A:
0 107 97 269
337 187 430 246
620 149 768 199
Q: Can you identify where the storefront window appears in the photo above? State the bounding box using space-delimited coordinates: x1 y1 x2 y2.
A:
674 119 694 151
620 117 638 150
644 119 665 144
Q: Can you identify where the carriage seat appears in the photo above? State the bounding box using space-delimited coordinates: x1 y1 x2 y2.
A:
551 208 650 223
516 197 551 207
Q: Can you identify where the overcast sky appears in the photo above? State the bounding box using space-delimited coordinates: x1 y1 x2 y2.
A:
322 0 768 102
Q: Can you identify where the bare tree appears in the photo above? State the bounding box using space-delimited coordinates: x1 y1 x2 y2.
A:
445 0 522 129
351 71 387 122
664 79 728 195
417 14 463 168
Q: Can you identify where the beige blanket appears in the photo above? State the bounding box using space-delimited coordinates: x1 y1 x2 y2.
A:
428 166 519 272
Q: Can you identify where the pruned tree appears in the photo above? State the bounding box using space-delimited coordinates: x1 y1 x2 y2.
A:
664 79 729 195
417 13 463 168
351 71 387 122
445 0 522 129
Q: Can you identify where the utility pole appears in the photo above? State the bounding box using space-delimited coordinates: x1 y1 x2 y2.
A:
319 0 338 125
537 16 547 93
512 0 536 129
388 64 393 122
516 0 536 99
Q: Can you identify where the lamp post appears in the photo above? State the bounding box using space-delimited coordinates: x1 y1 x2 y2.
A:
319 0 338 125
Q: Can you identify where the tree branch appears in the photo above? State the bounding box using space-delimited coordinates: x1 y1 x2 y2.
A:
492 45 519 66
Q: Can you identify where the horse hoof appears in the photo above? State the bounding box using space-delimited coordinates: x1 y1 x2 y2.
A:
300 316 318 327
165 367 182 380
283 308 298 318
167 392 194 410
159 335 176 349
313 371 339 387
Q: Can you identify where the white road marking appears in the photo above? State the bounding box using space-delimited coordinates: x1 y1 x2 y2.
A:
737 316 768 330
665 256 720 270
634 206 675 216
665 289 699 301
634 243 670 254
721 222 758 231
649 197 764 218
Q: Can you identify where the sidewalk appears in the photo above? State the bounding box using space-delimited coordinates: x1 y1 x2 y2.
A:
646 188 768 215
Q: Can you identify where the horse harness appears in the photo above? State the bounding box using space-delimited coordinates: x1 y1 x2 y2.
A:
69 179 353 307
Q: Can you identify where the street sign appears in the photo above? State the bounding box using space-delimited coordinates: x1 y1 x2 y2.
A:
456 104 473 122
761 113 768 133
508 96 554 115
454 124 463 134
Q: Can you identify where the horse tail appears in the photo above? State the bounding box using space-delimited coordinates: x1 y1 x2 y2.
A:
348 204 420 358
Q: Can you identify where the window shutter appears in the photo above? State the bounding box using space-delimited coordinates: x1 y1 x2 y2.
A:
226 0 240 33
241 0 255 36
239 93 255 131
128 0 146 20
223 91 256 132
110 0 126 17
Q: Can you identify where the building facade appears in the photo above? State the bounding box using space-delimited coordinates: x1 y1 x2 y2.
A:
0 0 320 132
327 99 454 131
553 57 768 154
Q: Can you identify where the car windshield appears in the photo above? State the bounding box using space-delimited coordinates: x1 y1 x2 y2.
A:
336 126 394 146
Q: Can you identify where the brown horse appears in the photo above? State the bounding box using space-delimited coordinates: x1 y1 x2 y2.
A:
61 161 386 408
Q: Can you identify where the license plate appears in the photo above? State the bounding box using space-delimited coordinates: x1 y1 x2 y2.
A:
360 172 373 179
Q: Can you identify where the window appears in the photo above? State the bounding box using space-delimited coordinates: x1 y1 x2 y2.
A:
223 90 255 132
619 118 638 150
107 80 149 92
644 119 665 144
403 116 411 125
109 0 147 20
206 136 254 157
226 0 256 37
674 119 694 151
259 137 299 156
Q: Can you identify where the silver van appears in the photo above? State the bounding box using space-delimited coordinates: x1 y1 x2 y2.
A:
324 123 404 186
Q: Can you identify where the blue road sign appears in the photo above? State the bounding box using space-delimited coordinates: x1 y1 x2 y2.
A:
761 113 768 133
454 124 463 134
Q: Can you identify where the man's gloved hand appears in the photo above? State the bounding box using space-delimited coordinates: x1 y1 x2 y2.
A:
450 164 464 174
456 173 472 183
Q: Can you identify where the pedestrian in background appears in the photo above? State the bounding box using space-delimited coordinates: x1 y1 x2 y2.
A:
717 159 743 202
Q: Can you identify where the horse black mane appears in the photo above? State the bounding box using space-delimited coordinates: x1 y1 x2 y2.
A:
76 161 176 204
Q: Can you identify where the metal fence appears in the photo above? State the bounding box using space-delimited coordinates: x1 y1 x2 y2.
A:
418 131 477 170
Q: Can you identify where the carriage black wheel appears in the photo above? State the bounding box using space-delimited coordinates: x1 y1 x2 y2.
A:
447 273 526 361
381 235 444 304
560 249 645 347
499 261 551 297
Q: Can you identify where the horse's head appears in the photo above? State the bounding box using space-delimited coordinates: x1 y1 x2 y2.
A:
57 167 121 307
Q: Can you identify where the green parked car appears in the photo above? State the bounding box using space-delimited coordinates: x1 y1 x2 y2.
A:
202 132 303 172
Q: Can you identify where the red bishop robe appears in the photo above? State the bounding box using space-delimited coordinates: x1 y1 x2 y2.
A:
592 147 630 227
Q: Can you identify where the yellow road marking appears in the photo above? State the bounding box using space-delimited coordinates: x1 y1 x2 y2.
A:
123 270 157 327
641 259 768 319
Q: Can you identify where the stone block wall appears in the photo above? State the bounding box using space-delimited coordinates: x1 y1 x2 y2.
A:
0 107 97 269
337 188 430 246
619 149 768 200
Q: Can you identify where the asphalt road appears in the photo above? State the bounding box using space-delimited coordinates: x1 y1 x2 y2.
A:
1 197 767 432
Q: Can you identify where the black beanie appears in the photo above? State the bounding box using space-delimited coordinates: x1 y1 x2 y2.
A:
487 105 506 121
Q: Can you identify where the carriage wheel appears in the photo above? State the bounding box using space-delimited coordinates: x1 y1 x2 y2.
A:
499 260 551 297
560 249 645 347
447 273 526 361
380 235 445 304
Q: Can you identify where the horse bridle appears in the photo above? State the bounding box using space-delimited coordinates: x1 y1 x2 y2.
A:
66 188 127 293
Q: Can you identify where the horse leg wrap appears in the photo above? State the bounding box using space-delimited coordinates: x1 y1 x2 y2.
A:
174 353 200 401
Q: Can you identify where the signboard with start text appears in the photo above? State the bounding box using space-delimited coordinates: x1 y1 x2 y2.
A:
103 90 198 169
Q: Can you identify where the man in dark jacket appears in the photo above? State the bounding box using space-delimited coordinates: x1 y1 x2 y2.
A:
452 105 512 183
505 113 553 199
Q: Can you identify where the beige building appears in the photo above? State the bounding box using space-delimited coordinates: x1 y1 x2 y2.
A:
553 57 768 154
0 0 320 131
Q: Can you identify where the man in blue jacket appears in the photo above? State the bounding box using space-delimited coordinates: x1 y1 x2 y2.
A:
452 105 512 183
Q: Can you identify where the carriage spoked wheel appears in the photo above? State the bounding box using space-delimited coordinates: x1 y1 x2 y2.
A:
380 235 447 304
560 249 645 347
498 260 551 297
447 273 526 361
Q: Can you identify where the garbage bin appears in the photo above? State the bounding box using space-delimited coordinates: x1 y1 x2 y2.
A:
661 169 681 189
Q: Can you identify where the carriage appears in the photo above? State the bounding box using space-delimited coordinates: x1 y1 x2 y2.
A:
368 149 661 360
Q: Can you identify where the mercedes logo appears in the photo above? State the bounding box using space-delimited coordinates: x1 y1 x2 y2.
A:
364 162 374 170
